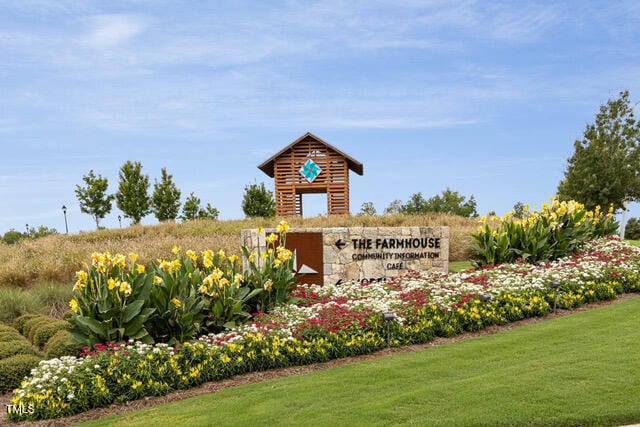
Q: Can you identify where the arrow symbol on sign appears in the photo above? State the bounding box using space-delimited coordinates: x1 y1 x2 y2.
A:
335 239 347 250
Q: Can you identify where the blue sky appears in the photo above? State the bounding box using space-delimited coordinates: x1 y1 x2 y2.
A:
1 0 640 234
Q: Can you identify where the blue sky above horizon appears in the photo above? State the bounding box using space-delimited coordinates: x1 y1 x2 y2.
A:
1 0 640 234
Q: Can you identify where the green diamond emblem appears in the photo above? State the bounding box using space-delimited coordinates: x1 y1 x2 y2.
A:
300 159 322 183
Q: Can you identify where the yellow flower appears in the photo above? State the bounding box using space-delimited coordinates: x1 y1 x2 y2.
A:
273 259 282 268
220 354 231 364
119 281 132 296
265 233 278 245
171 298 181 308
172 245 181 255
136 264 146 274
218 278 230 289
263 279 273 292
233 273 243 286
170 259 181 272
277 247 292 262
228 255 238 265
186 250 198 263
218 249 226 259
153 275 163 285
276 220 289 234
107 278 119 291
69 298 79 313
248 252 256 263
128 253 139 263
113 253 126 269
76 270 88 283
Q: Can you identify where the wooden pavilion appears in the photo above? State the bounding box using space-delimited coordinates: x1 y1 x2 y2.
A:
258 132 364 217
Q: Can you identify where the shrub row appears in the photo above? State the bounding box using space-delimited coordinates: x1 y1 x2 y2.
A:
0 323 40 393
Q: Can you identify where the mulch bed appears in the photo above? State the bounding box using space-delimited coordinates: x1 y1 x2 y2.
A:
1 293 637 427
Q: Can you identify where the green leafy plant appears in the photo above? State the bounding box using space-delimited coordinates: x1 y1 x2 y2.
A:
147 249 207 344
75 170 114 229
242 220 296 313
68 252 155 346
471 198 618 266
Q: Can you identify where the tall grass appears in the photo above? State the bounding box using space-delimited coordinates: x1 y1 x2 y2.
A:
0 214 476 289
0 282 73 324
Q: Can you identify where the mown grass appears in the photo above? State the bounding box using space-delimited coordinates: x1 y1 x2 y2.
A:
0 214 476 288
80 296 640 427
626 239 640 247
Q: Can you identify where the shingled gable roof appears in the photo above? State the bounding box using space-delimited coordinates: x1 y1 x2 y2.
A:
257 132 364 178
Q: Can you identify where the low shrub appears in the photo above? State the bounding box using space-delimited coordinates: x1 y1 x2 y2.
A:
0 340 36 359
33 321 69 348
13 313 41 334
26 316 56 343
0 354 42 393
0 331 24 342
44 330 83 359
20 315 48 338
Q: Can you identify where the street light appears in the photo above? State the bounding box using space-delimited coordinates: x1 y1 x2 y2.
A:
549 281 560 314
118 215 122 228
382 312 395 347
62 205 68 234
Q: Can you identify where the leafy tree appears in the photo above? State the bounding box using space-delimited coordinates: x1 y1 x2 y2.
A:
181 193 219 221
358 201 377 216
151 167 181 222
1 229 25 244
75 170 114 229
116 161 151 224
512 201 526 219
400 188 478 217
27 225 58 239
624 217 640 240
558 90 640 212
383 199 403 215
242 182 275 218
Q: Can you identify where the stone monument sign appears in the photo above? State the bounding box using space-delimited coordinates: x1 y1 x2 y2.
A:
241 226 449 286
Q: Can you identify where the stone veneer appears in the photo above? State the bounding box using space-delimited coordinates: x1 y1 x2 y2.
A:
241 226 449 286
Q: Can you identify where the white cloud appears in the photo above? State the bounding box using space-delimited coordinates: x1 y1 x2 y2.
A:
83 14 148 48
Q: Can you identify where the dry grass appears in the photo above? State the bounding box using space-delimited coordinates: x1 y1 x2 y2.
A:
0 214 476 289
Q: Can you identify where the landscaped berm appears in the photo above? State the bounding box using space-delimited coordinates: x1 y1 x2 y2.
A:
3 200 640 425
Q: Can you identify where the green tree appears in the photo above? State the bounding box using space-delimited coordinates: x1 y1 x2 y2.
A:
383 199 403 215
242 182 275 218
181 193 219 221
116 161 151 224
558 90 640 212
400 188 478 217
27 225 58 239
358 201 377 216
624 217 640 240
75 170 114 229
512 201 526 219
151 167 181 222
1 229 26 244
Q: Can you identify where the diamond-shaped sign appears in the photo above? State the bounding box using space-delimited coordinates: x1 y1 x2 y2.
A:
300 159 322 183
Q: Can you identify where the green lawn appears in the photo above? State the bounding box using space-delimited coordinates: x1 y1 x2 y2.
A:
448 260 472 273
80 296 640 427
626 239 640 247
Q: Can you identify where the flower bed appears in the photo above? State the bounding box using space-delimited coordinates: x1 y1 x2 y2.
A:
8 237 640 422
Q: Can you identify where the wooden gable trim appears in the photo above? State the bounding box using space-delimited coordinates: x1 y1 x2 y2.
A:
258 132 364 178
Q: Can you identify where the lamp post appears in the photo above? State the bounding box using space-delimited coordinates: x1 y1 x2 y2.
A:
550 281 560 314
62 205 68 234
25 224 29 235
382 312 395 347
118 215 122 228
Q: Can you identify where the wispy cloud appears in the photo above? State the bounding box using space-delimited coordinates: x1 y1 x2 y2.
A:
82 14 148 48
